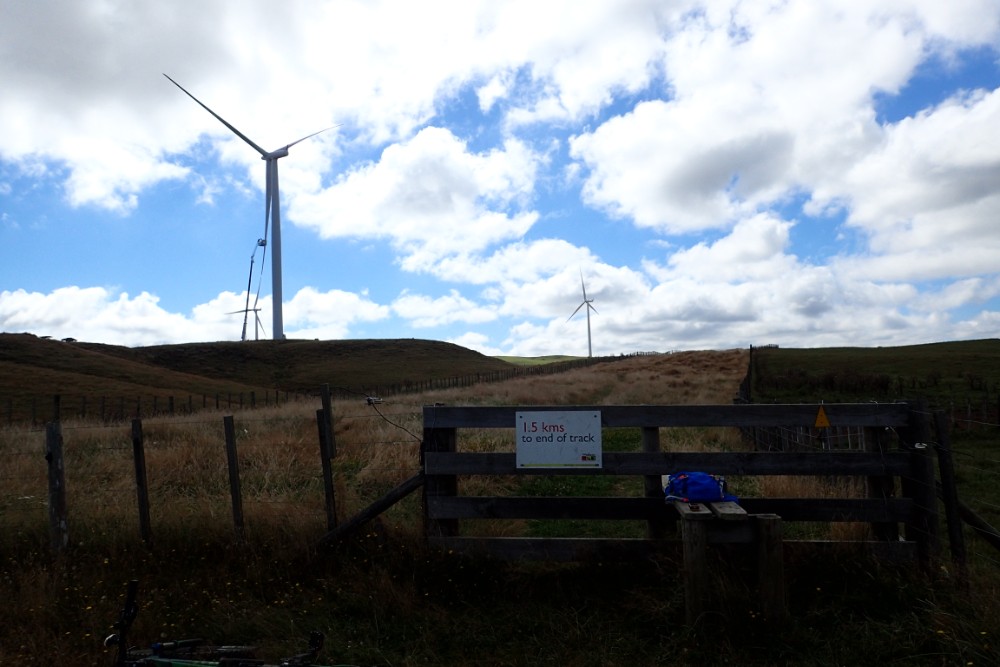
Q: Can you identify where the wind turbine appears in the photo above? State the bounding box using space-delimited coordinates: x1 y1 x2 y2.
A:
567 271 598 358
227 307 266 341
164 74 330 340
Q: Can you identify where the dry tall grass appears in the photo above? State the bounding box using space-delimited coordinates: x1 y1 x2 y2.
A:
2 349 998 666
10 348 873 550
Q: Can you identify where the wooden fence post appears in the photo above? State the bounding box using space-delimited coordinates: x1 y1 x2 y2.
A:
422 416 458 538
131 419 153 546
321 384 336 458
756 514 785 620
223 416 246 543
680 514 708 625
899 402 939 567
933 411 966 582
316 406 337 531
45 421 69 553
642 426 669 539
867 426 899 541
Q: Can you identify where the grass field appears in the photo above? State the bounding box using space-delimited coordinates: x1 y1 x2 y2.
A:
1 341 998 665
495 355 580 366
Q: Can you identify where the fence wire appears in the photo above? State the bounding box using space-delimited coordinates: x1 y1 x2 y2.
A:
2 402 998 561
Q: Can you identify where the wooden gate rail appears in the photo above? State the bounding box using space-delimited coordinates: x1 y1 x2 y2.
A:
421 402 938 563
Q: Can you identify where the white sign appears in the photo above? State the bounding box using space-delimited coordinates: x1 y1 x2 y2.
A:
516 410 602 469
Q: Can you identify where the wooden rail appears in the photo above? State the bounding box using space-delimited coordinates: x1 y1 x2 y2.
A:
421 403 938 561
421 402 938 623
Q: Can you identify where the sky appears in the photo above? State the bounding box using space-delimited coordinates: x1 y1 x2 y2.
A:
2 0 1000 357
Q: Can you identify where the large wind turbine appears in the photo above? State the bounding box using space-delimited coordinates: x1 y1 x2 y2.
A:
567 271 598 358
164 74 329 340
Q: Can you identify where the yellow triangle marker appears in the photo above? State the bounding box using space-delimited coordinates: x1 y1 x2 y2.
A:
815 405 830 428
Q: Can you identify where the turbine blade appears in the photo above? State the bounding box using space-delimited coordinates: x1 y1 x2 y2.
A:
255 162 272 305
283 125 337 151
588 303 598 314
263 161 273 242
255 311 267 340
163 74 268 157
567 302 586 321
580 270 588 300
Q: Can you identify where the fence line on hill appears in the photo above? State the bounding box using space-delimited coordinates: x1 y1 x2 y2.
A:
2 352 653 426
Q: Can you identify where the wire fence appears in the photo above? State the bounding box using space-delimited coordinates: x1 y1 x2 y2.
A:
0 400 428 550
739 346 1000 566
2 391 998 568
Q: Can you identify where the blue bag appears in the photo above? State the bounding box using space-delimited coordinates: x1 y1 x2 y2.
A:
664 472 737 503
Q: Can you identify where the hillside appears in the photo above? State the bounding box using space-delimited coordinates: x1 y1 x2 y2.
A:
3 342 998 665
0 333 514 422
749 338 1000 408
75 337 513 391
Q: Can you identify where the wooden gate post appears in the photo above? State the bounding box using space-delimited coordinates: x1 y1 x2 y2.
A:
755 514 785 620
45 421 69 553
130 419 153 546
642 426 669 538
223 416 246 543
422 417 458 538
933 411 967 581
680 513 708 625
867 425 899 541
899 402 939 566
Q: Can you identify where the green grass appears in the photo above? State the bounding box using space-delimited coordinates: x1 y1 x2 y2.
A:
750 339 1000 407
749 339 1000 535
494 354 581 366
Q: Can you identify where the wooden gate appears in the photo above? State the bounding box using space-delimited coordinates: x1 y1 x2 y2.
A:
421 403 938 563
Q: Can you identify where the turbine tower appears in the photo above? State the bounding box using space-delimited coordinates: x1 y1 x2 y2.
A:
567 271 598 358
165 74 329 340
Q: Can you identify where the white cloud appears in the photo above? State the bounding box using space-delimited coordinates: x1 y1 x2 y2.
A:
0 287 208 345
448 331 505 357
293 127 541 273
1 0 999 356
392 289 497 328
651 214 797 282
284 286 390 336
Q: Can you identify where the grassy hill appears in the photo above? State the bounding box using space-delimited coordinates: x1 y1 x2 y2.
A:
749 339 1000 408
0 333 514 422
495 354 580 366
2 342 999 664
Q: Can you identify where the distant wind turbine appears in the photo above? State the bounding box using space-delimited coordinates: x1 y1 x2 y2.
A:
567 271 598 358
164 74 331 340
227 307 266 341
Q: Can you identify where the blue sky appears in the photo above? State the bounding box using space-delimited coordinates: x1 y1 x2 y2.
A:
2 1 999 356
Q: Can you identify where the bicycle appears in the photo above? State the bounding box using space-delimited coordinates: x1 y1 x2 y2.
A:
105 580 331 666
